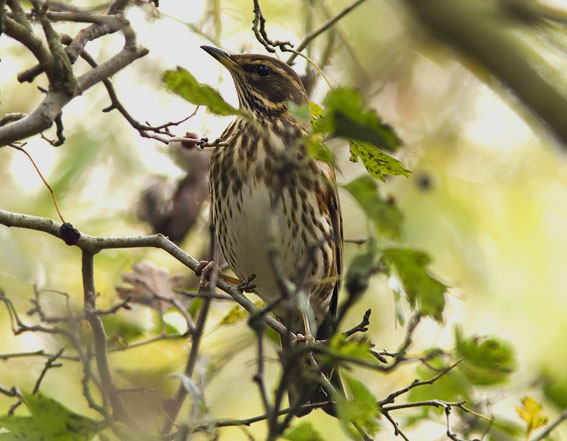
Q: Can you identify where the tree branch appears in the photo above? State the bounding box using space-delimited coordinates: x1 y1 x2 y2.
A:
286 0 368 64
0 2 148 147
529 410 567 441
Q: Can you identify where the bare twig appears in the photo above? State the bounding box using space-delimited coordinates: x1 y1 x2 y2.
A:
176 289 233 301
286 0 368 64
0 113 27 127
379 358 464 405
191 400 332 431
160 269 215 436
344 237 367 245
378 313 422 372
32 348 64 394
252 0 293 53
529 410 567 441
0 1 148 147
0 385 19 398
342 308 371 338
81 250 129 422
8 144 66 222
252 327 274 433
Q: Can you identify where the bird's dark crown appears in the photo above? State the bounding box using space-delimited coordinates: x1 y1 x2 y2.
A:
202 46 308 117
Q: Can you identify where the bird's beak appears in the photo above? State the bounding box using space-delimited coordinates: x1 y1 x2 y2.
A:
201 45 239 71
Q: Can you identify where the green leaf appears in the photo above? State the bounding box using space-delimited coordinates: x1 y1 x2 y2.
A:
542 369 567 408
455 327 516 385
187 297 203 317
516 397 549 437
393 290 406 327
329 334 373 362
306 133 337 167
309 101 324 122
288 102 310 122
288 101 338 168
283 422 324 441
344 247 379 300
349 141 410 182
163 67 238 116
218 304 248 326
381 248 447 322
343 175 403 241
409 357 472 405
100 314 146 349
315 88 403 151
336 372 380 439
0 392 103 441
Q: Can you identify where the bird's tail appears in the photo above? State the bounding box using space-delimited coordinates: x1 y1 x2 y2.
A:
282 314 343 417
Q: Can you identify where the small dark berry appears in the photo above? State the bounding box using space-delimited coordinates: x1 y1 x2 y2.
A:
59 222 80 246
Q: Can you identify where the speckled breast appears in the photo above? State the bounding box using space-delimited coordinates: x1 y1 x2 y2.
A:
208 117 339 330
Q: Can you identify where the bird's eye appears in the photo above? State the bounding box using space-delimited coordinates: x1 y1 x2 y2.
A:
255 64 272 77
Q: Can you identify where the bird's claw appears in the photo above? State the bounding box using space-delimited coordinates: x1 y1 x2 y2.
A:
195 260 215 289
237 274 257 292
292 333 316 345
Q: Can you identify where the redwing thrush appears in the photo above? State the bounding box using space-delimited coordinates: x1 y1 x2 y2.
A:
202 46 343 412
202 45 342 339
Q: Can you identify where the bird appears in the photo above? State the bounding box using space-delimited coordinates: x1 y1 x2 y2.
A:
201 45 343 411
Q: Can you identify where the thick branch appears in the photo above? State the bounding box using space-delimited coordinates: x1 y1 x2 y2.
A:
1 9 52 66
0 209 288 337
0 42 148 147
160 283 213 436
0 1 147 147
81 251 125 419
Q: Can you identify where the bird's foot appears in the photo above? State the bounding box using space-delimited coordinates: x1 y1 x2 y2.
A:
195 260 215 289
292 333 316 345
237 274 257 292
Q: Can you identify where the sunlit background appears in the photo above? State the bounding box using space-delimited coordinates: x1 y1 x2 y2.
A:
1 0 566 439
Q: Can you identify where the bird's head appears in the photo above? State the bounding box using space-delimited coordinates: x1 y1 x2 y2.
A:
201 46 308 117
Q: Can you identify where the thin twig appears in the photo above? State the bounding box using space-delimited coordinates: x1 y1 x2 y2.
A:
0 385 19 397
252 0 293 53
529 410 567 441
160 269 215 435
192 401 332 430
8 145 65 223
32 348 64 394
379 359 464 405
342 309 371 338
286 0 368 64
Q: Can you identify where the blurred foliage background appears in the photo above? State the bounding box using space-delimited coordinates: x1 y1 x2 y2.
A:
1 0 566 439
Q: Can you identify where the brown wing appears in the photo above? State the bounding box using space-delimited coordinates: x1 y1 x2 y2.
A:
316 167 343 340
330 183 343 320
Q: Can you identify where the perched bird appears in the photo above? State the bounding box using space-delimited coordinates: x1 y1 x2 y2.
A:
202 45 342 339
202 46 343 412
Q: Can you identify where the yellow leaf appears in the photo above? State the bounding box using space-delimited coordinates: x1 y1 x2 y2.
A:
219 305 248 326
516 396 549 437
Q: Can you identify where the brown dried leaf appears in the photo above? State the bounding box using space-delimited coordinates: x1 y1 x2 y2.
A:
116 260 185 311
